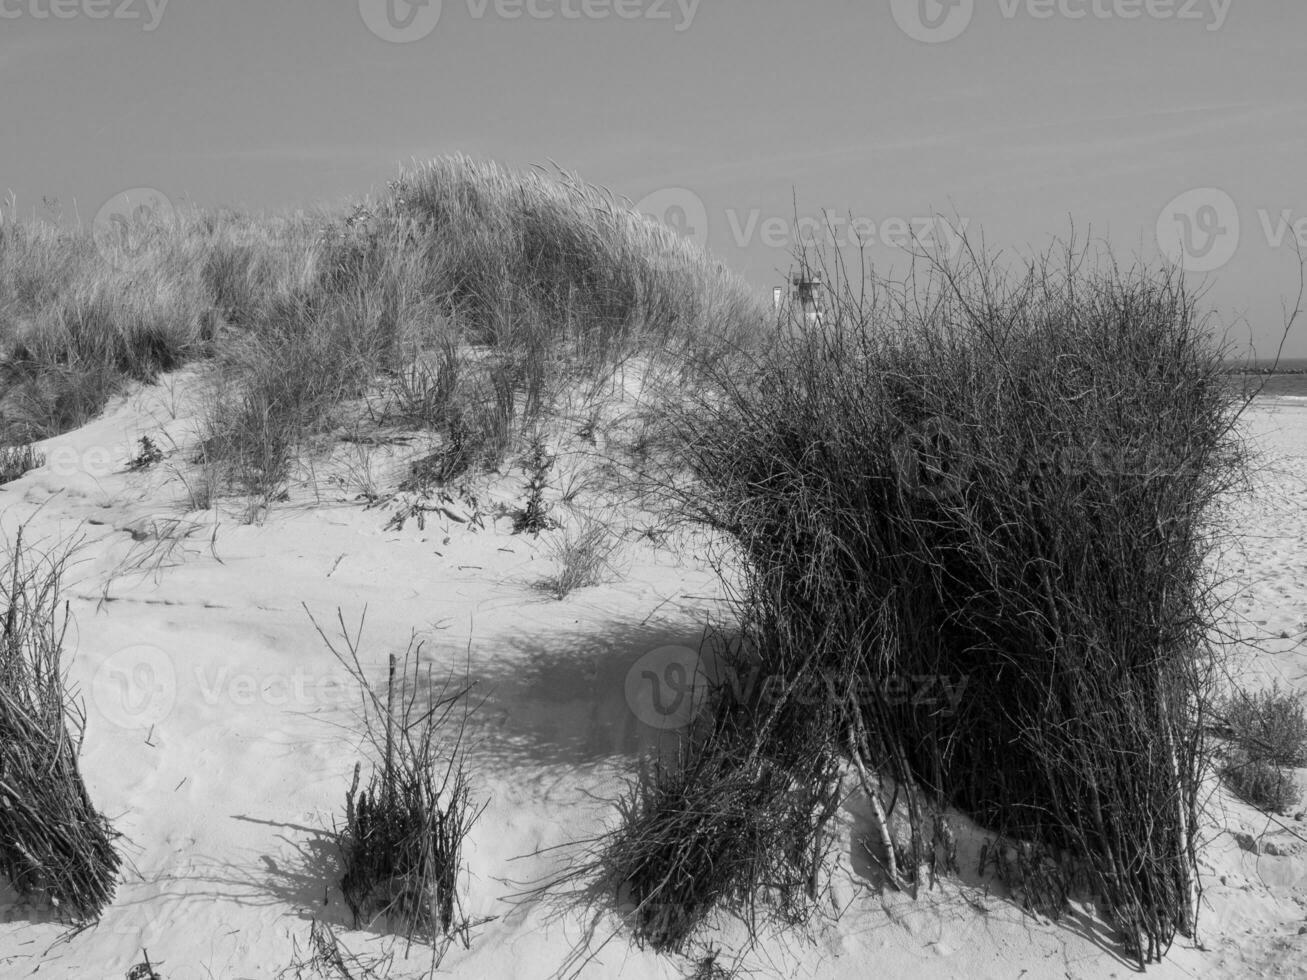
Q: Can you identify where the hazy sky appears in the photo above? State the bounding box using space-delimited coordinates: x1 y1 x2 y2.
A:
3 0 1304 355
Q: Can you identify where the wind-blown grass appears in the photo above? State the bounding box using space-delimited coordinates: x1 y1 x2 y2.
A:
2 158 765 506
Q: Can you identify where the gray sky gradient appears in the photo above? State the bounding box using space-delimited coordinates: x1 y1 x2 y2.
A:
3 0 1303 355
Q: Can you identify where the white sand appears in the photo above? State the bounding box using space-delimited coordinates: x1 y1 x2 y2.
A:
0 380 1304 980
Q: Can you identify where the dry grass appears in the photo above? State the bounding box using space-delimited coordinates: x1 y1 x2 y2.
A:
1219 682 1307 813
614 241 1250 967
535 509 624 599
0 525 121 921
308 608 482 959
2 158 765 513
0 444 43 485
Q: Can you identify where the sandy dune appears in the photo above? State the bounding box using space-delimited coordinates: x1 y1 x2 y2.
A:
0 379 1304 980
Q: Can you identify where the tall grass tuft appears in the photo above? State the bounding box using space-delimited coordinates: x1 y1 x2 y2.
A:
634 242 1246 967
0 526 121 920
308 609 481 956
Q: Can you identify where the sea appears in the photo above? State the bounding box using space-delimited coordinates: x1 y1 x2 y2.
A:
1230 357 1307 401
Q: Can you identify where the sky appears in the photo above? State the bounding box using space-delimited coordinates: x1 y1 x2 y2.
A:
2 0 1304 356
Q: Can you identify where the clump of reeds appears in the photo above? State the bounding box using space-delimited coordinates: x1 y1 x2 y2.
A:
1219 682 1306 813
644 241 1248 967
534 509 623 599
564 656 843 958
308 608 481 956
0 525 121 921
0 444 44 485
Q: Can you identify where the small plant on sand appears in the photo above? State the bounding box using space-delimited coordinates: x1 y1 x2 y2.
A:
512 438 557 535
1220 682 1307 813
308 608 483 956
535 510 622 599
279 917 391 980
0 444 44 486
0 525 121 920
126 950 165 979
126 435 164 472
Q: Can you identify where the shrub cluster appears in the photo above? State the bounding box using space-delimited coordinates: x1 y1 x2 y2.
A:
626 246 1246 967
1220 682 1307 813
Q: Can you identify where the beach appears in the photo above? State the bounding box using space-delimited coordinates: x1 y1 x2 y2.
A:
0 379 1302 980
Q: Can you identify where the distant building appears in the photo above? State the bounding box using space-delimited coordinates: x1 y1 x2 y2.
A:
773 271 827 326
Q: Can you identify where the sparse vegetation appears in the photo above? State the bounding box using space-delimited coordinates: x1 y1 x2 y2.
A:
308 609 482 956
0 444 43 485
0 525 121 921
126 435 164 472
535 509 623 599
1220 682 1307 812
1 157 764 511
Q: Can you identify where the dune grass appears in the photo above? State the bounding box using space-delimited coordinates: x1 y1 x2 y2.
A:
0 525 121 921
2 157 764 508
595 242 1248 967
309 609 481 955
0 445 44 486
